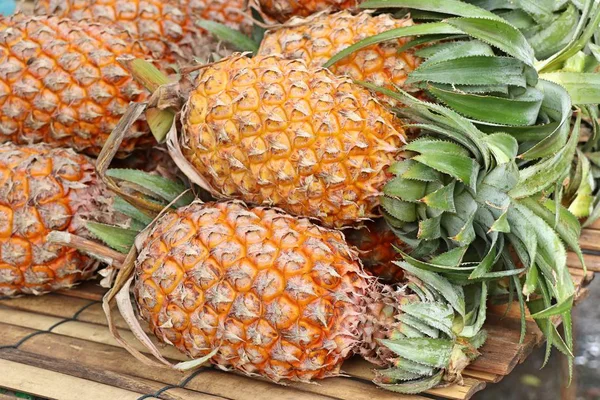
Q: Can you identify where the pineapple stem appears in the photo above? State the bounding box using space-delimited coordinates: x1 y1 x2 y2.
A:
120 58 171 93
46 231 126 267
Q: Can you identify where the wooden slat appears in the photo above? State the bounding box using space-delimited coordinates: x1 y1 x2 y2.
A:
56 281 106 301
580 229 600 251
0 310 424 400
291 378 427 400
0 294 141 332
568 251 600 272
0 323 336 400
0 359 144 400
0 293 96 318
426 379 486 400
0 307 189 361
0 349 213 400
585 219 600 231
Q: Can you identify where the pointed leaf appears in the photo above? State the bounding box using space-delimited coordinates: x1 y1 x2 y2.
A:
405 138 470 156
381 197 418 222
197 20 259 53
483 133 519 164
428 86 543 125
526 4 578 60
447 17 536 67
540 72 600 105
510 114 579 198
113 196 154 226
375 371 444 394
421 181 456 212
106 169 194 207
86 222 138 254
402 302 455 337
418 215 443 240
379 338 453 368
402 162 443 182
408 56 528 87
361 0 500 19
398 261 466 316
384 177 428 202
414 153 479 189
430 246 469 267
325 22 463 68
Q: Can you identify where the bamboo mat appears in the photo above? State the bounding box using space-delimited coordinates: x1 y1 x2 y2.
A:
0 226 597 400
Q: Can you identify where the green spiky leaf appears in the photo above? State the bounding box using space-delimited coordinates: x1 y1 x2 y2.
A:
196 20 259 53
408 56 529 87
540 72 600 105
446 17 536 67
375 370 444 394
106 169 194 208
379 338 453 368
428 86 543 125
86 222 138 254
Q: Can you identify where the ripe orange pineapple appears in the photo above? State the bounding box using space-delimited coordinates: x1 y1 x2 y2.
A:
0 16 151 156
258 11 421 92
34 0 250 64
258 0 357 22
0 144 117 297
345 219 408 283
178 55 406 228
132 200 477 386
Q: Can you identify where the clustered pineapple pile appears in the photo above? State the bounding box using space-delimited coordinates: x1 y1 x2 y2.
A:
1 0 599 394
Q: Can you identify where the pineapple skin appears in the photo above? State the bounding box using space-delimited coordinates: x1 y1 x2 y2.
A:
33 0 249 64
258 11 421 92
258 0 357 22
134 201 403 381
0 16 151 156
181 55 406 228
0 144 116 297
345 219 407 283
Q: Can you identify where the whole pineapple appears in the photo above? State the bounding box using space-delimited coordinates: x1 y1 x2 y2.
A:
133 200 478 386
33 0 249 65
179 55 406 228
258 0 357 22
0 144 118 297
0 15 151 156
258 11 421 92
345 219 407 283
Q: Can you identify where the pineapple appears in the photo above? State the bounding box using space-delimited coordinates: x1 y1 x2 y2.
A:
257 11 421 93
33 0 249 65
130 200 481 388
0 15 152 156
179 54 405 228
258 0 357 22
0 143 118 297
345 219 407 283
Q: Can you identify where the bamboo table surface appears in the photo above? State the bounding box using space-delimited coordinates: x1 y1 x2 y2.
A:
0 223 597 400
